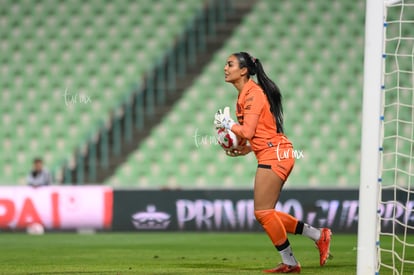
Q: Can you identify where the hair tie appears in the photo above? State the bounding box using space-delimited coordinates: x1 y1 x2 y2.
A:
251 56 258 65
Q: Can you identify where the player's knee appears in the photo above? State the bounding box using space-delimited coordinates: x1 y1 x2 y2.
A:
254 209 274 224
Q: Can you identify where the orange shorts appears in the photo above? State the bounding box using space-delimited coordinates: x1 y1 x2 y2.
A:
258 157 295 182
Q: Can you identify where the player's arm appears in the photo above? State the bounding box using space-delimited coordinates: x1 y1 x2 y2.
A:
214 102 260 140
231 89 264 139
230 113 259 140
214 104 260 140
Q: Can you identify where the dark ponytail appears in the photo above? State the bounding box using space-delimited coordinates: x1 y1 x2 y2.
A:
233 52 284 133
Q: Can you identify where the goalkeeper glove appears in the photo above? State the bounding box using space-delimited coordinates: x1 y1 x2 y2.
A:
214 106 236 130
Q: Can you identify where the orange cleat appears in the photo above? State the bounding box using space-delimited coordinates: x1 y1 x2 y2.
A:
263 263 301 273
315 228 332 266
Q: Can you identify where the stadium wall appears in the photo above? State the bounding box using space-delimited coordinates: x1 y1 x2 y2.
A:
0 187 412 233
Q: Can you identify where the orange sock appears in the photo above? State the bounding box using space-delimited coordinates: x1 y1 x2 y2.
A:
275 211 299 234
254 209 287 246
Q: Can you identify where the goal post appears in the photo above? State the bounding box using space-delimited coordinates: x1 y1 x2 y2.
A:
358 0 414 274
357 0 385 274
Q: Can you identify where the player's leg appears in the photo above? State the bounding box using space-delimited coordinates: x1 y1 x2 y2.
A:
266 157 332 267
262 158 303 235
276 211 319 239
260 158 318 236
254 166 301 273
260 158 332 267
274 211 299 234
275 211 332 266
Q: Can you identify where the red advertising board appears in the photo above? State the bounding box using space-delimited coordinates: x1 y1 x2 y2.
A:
0 186 113 230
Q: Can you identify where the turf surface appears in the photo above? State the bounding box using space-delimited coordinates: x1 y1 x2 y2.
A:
2 232 358 274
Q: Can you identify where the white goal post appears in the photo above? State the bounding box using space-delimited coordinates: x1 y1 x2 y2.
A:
357 0 385 273
358 0 414 274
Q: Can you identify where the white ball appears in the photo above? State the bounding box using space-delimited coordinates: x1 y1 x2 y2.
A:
26 223 45 235
216 128 239 150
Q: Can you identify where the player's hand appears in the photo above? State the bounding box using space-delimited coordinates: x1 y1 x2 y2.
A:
214 106 236 130
225 145 252 157
214 110 224 129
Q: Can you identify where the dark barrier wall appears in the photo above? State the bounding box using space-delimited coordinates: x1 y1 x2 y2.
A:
113 189 364 233
113 189 414 233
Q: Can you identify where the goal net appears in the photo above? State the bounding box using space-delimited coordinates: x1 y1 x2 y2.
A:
379 0 414 274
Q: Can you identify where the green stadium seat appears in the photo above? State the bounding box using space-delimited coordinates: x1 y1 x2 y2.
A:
107 0 367 188
1 0 205 184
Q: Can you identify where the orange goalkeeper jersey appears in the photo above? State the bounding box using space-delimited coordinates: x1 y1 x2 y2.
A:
231 79 293 162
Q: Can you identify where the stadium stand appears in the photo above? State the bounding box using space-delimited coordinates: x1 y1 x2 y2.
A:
0 0 204 185
106 0 366 188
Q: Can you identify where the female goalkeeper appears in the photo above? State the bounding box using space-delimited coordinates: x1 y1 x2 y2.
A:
214 52 332 273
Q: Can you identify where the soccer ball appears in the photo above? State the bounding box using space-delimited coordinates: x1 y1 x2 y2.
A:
216 128 238 150
26 223 45 235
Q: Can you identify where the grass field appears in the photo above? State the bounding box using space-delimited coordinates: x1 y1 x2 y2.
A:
1 232 361 275
6 232 414 275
